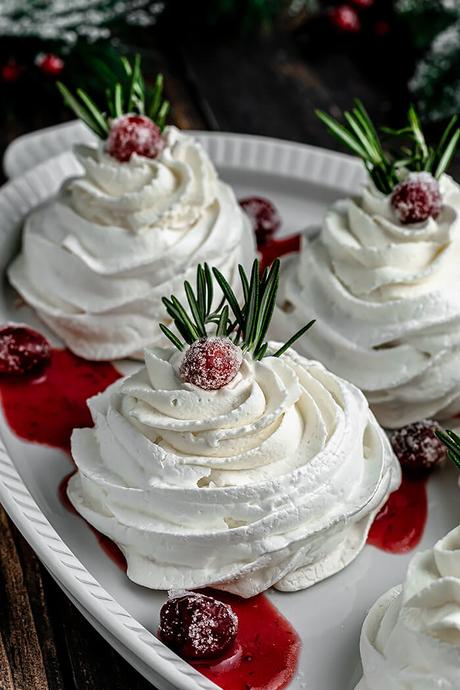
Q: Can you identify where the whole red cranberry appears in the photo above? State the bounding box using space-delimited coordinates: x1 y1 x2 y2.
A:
159 591 238 660
239 196 281 247
35 53 64 76
106 114 164 162
330 5 361 32
0 325 51 376
389 420 447 474
179 337 243 391
391 172 442 224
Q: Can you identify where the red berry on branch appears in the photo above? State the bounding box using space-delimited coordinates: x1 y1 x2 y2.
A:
0 325 51 376
239 196 281 247
159 591 238 660
35 53 64 76
106 114 164 162
179 337 243 391
389 420 447 475
330 5 361 32
1 60 22 82
391 172 442 224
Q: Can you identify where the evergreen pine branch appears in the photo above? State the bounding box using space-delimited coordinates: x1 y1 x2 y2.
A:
56 82 107 139
272 320 316 358
57 53 170 139
159 323 184 351
317 101 460 193
435 429 460 470
216 306 230 337
212 268 245 331
434 127 460 178
160 260 315 362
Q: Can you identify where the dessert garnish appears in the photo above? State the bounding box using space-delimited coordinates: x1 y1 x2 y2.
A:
179 336 243 390
0 324 51 376
57 54 169 162
316 101 460 222
159 591 238 660
435 427 460 469
160 259 315 390
239 196 281 247
391 171 442 224
389 419 447 474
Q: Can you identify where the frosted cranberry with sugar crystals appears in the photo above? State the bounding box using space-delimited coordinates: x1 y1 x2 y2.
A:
389 419 447 474
239 196 281 246
391 172 442 224
159 591 238 660
106 114 164 162
179 337 243 391
0 325 51 376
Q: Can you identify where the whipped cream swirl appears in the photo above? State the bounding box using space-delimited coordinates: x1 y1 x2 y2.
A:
357 525 460 689
275 174 460 428
8 127 254 360
68 343 400 597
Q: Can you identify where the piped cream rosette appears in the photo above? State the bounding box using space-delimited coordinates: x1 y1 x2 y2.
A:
357 525 460 689
8 126 254 360
68 342 400 597
275 174 460 428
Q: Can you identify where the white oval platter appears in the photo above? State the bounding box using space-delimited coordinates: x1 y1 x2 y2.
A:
1 125 460 690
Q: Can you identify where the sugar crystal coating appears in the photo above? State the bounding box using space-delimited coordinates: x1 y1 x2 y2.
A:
179 337 243 391
391 172 442 224
0 325 51 376
159 591 238 660
389 419 447 473
106 114 164 162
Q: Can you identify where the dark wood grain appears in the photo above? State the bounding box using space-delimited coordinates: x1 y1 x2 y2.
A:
13 534 66 690
0 508 49 690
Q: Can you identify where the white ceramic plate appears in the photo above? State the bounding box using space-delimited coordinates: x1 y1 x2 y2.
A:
1 126 460 690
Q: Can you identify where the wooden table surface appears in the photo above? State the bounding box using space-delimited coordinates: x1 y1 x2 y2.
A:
0 25 449 690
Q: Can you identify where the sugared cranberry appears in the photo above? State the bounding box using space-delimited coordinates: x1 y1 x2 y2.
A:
389 420 447 474
0 325 51 376
106 114 164 162
330 5 361 32
179 337 243 391
159 591 238 660
239 196 281 247
35 53 64 76
391 172 442 224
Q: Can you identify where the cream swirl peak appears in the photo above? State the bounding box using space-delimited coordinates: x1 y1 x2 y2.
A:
275 104 460 428
68 343 400 596
356 525 460 690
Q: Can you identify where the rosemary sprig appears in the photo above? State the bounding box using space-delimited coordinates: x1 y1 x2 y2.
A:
317 101 460 194
160 259 315 361
383 105 460 180
435 429 460 470
57 54 170 139
316 100 397 194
